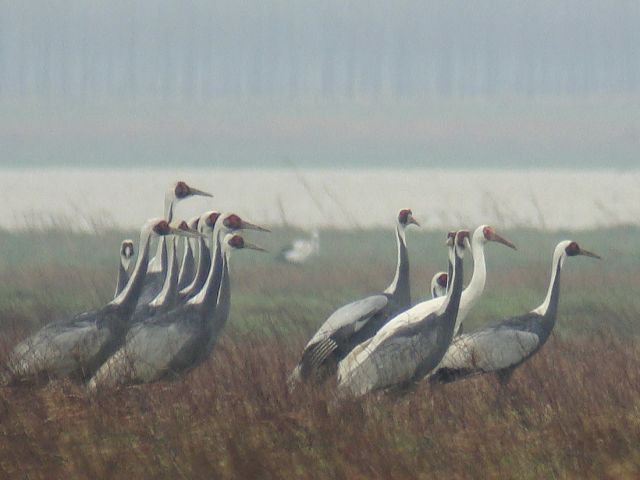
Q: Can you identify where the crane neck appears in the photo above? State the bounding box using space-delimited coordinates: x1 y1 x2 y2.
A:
177 236 195 291
455 234 487 333
532 244 566 321
110 227 153 313
180 235 211 300
206 248 233 349
149 235 180 310
148 193 176 274
438 244 464 320
188 225 225 314
383 224 410 306
446 248 453 292
114 259 129 299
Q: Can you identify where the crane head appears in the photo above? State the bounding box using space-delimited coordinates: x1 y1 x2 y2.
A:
445 231 456 247
222 213 270 232
188 216 200 231
224 234 268 253
565 241 601 259
173 181 213 201
120 240 134 260
436 272 448 288
203 211 221 231
152 219 202 238
480 225 517 250
398 209 419 228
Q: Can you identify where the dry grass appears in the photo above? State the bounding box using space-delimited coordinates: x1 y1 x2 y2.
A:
0 227 638 479
0 328 639 479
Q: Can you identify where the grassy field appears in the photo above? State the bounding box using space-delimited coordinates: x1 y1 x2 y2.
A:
0 225 639 478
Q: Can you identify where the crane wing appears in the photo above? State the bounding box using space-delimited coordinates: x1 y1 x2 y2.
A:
298 295 389 378
437 328 540 375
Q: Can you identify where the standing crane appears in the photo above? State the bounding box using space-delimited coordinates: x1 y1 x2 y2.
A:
114 240 135 298
139 182 212 306
6 219 200 383
431 240 600 384
336 230 467 397
290 209 419 384
88 216 269 389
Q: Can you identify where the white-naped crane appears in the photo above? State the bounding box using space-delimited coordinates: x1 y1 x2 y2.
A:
336 230 468 397
114 240 135 298
131 221 199 323
177 215 201 291
88 224 268 390
431 240 601 385
430 272 448 299
5 219 201 384
278 229 320 264
139 182 213 306
290 209 419 384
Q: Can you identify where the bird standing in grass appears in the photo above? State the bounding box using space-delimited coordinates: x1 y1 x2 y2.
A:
431 240 600 385
290 209 419 384
337 230 467 397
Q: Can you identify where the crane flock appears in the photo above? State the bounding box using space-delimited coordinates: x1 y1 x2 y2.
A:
2 181 600 399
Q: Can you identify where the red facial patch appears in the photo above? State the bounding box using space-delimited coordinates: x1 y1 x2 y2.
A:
174 181 190 199
228 235 245 248
206 212 220 229
398 209 412 225
483 226 494 240
224 214 242 230
153 220 171 235
565 241 580 256
178 221 189 231
437 273 448 287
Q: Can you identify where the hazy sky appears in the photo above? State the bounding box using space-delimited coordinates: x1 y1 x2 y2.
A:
0 1 638 168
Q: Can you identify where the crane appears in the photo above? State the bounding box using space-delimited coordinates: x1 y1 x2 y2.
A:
336 230 467 397
114 239 134 298
5 219 200 383
290 209 419 384
431 240 600 384
88 217 268 389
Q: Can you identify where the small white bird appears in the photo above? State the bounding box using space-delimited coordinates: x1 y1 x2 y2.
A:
278 230 320 264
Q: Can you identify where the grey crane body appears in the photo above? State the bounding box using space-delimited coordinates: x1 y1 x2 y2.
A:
432 240 600 385
336 231 466 397
6 220 186 383
292 209 418 384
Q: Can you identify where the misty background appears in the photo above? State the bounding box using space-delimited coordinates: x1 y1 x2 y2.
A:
0 1 638 168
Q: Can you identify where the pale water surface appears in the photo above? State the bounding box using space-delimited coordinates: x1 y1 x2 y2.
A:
1 168 639 231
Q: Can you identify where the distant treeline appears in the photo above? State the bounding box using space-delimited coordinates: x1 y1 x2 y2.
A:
0 0 638 100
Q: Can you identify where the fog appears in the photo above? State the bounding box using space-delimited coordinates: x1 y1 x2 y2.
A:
0 1 638 167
